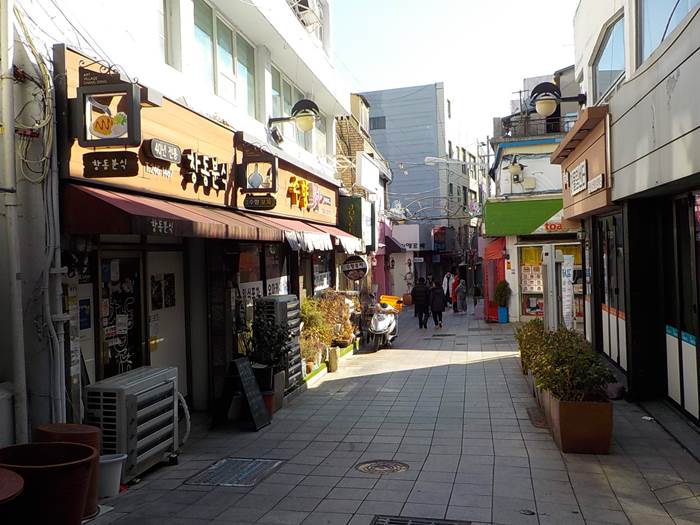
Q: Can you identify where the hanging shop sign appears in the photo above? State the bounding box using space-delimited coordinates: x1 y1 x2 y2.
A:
243 194 277 211
569 159 587 196
587 174 604 194
236 143 278 193
83 151 139 178
341 255 368 281
74 82 142 148
142 138 181 164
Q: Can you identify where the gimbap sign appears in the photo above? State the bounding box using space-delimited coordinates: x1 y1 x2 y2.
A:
341 256 368 281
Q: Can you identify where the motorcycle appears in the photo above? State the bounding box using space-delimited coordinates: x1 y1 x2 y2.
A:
368 300 400 352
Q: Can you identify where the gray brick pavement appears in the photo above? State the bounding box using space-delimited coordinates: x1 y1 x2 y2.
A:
93 306 700 525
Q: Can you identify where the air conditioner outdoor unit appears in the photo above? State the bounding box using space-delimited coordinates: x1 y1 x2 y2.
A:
86 366 178 483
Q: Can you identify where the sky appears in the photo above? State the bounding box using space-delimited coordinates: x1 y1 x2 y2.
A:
331 0 579 148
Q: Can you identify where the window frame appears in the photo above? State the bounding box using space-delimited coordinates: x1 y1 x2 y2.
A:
591 14 625 103
637 0 700 66
369 116 386 130
193 0 258 116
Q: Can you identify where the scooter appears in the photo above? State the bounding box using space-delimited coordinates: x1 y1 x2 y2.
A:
368 301 399 352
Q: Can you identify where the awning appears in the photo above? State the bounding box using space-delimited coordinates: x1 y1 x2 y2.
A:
384 234 405 254
240 212 333 252
311 223 364 254
62 184 281 241
483 198 564 236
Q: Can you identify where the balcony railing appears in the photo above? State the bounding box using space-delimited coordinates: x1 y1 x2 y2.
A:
498 114 577 139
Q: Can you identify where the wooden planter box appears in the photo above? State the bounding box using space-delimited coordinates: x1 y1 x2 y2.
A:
548 395 613 454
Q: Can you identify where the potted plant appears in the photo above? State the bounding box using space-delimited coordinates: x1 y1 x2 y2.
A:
251 302 290 407
531 328 615 454
300 298 332 374
494 280 511 323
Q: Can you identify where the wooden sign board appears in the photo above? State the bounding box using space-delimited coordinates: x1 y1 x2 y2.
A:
83 151 139 178
232 357 270 431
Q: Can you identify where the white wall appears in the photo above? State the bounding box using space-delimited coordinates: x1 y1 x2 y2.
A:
497 154 563 195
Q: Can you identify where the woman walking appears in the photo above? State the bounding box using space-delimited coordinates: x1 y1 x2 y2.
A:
456 279 468 314
429 280 446 328
451 275 460 313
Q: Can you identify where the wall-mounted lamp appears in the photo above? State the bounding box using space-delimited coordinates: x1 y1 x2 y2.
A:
268 99 320 143
506 156 525 181
529 82 587 118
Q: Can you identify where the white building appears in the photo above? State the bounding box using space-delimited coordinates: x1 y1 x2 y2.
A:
1 0 349 441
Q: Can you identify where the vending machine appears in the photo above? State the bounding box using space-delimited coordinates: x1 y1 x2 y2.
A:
542 244 577 331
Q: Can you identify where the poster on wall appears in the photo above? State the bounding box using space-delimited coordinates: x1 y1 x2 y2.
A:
314 272 331 292
150 273 177 310
163 273 176 307
150 274 163 310
561 255 575 329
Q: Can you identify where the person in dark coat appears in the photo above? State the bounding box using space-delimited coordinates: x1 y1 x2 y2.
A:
411 277 431 329
429 280 446 328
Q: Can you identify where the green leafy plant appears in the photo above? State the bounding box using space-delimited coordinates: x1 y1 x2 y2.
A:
250 302 290 371
515 318 545 373
494 280 511 308
530 327 614 402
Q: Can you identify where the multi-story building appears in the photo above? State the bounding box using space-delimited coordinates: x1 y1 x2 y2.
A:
483 68 583 324
335 94 397 296
1 0 353 440
361 82 479 283
551 0 700 427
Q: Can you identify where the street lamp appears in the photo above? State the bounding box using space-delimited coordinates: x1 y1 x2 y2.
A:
529 82 587 118
268 99 320 143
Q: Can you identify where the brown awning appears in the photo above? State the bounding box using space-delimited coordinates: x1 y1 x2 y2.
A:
550 106 608 165
62 184 281 241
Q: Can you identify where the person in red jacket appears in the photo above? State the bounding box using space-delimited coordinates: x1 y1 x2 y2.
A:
451 277 460 313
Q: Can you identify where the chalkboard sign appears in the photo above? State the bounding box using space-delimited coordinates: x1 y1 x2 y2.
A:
232 358 270 431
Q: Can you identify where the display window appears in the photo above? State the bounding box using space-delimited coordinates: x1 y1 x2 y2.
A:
238 243 262 305
265 244 289 295
312 251 332 293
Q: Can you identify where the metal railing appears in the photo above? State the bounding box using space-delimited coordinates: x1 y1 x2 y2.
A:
499 115 577 139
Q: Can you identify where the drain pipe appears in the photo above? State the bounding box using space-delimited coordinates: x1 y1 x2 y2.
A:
1 0 29 443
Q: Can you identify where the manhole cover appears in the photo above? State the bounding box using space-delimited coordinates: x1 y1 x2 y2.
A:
372 516 471 525
356 460 409 474
186 458 282 487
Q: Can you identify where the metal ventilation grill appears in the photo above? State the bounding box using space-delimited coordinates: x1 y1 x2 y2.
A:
371 517 471 525
86 390 118 454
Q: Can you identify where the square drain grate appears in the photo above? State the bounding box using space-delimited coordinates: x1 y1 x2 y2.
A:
186 458 282 487
372 516 471 525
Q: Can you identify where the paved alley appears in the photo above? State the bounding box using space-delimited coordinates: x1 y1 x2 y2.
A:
94 310 700 525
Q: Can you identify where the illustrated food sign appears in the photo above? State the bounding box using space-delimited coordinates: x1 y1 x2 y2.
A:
341 255 368 281
76 83 142 148
238 148 278 194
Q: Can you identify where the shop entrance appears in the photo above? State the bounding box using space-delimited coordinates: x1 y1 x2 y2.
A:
483 238 505 322
663 195 700 420
597 214 627 370
99 255 145 378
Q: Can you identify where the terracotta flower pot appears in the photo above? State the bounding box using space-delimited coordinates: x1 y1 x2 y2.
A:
0 442 96 525
549 396 613 454
33 423 101 519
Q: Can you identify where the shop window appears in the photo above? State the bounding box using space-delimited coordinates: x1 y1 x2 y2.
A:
312 252 332 293
238 243 262 306
236 34 256 119
593 16 625 102
264 244 289 296
519 246 544 317
640 0 699 62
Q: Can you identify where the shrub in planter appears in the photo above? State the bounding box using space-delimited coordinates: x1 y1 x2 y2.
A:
494 280 511 323
251 302 290 391
515 318 545 374
532 328 616 454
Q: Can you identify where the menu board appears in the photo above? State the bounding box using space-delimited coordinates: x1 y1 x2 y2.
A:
232 358 270 431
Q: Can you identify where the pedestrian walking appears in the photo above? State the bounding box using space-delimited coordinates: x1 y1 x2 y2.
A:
429 280 446 328
456 278 468 313
410 277 431 329
451 275 460 313
472 284 481 315
442 272 453 306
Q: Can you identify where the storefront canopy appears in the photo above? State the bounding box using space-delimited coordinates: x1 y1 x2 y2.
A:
312 223 364 254
484 198 564 237
62 184 281 241
240 213 334 252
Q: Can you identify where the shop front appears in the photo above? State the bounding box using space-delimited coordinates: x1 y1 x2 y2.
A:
55 46 355 413
483 197 581 323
